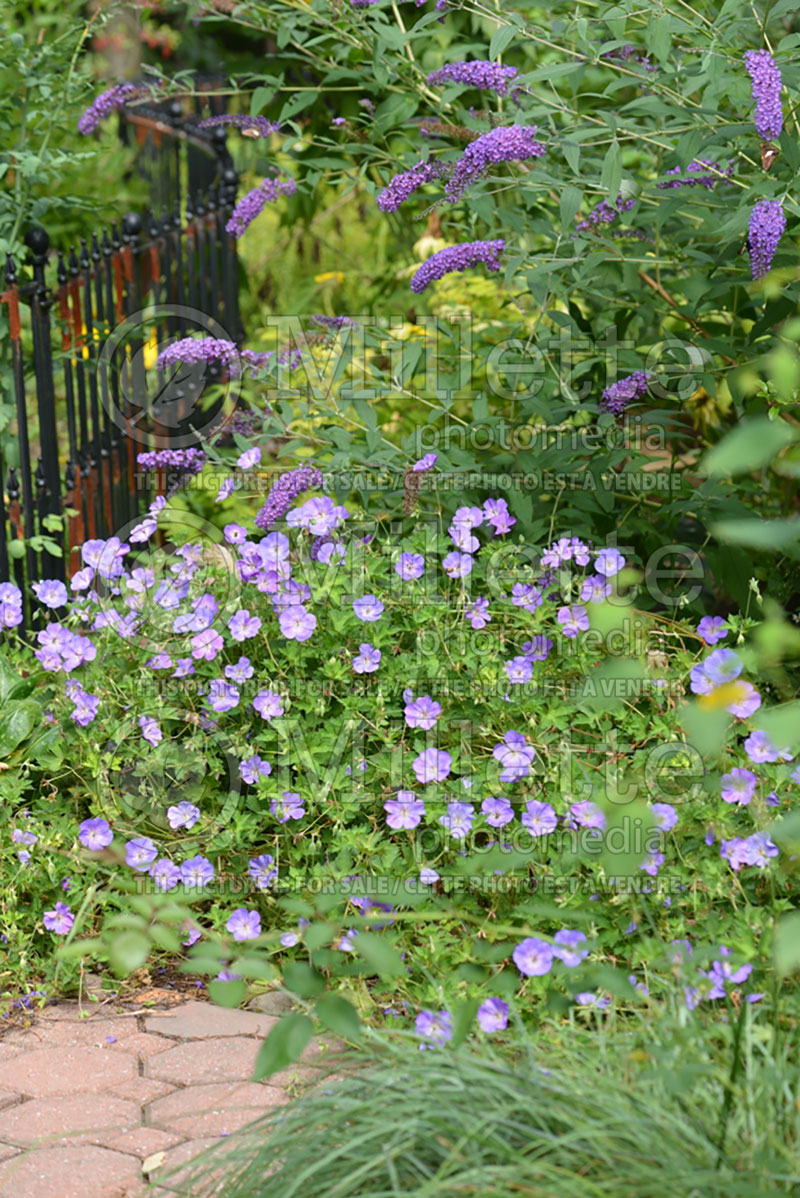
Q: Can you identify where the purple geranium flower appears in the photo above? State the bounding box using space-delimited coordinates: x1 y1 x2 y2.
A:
720 767 757 805
43 902 74 935
253 689 285 720
412 748 452 784
697 616 729 645
553 929 589 967
248 854 278 889
353 643 381 674
482 797 514 827
167 802 201 831
226 908 262 941
384 791 426 830
239 754 272 785
513 937 553 977
126 837 158 871
477 997 509 1032
353 594 384 622
79 817 113 851
404 694 442 730
181 856 215 887
521 800 557 836
415 1009 453 1049
396 552 425 580
271 791 305 823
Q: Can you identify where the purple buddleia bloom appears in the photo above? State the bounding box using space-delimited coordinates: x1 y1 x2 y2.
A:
415 1009 453 1049
575 194 635 234
749 200 786 279
180 855 215 887
697 616 729 645
43 902 74 934
226 908 262 941
78 84 140 135
155 338 242 373
167 802 201 831
410 240 505 293
126 838 158 871
198 114 281 137
413 748 452 784
553 929 589 967
477 997 509 1032
254 464 324 531
226 175 297 237
79 818 113 851
658 160 733 189
396 552 425 580
521 800 557 836
248 854 278 889
600 371 650 415
427 61 519 95
744 50 783 140
445 126 546 201
513 937 553 977
385 791 426 829
376 160 445 212
353 643 381 673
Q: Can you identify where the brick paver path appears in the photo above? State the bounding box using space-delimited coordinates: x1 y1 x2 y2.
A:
0 996 328 1196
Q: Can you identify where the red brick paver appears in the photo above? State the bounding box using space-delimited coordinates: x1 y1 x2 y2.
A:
0 994 325 1196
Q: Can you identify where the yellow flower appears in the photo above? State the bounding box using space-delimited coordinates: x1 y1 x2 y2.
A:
696 681 748 712
143 328 159 371
314 271 344 285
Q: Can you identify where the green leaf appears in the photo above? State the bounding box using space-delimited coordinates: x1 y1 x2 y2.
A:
314 994 362 1041
560 185 583 232
250 86 274 116
109 931 151 976
710 518 800 550
0 656 25 704
352 931 405 977
282 962 326 998
699 417 798 477
8 540 24 560
253 1013 314 1080
489 24 517 59
774 911 800 976
0 700 41 756
208 979 248 1007
600 141 622 201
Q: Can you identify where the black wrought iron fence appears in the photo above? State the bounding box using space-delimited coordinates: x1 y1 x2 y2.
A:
0 97 244 623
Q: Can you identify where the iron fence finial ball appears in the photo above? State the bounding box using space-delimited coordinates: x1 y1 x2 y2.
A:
25 226 50 257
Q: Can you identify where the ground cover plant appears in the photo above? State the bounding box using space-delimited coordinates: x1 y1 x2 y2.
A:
1 0 800 1191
